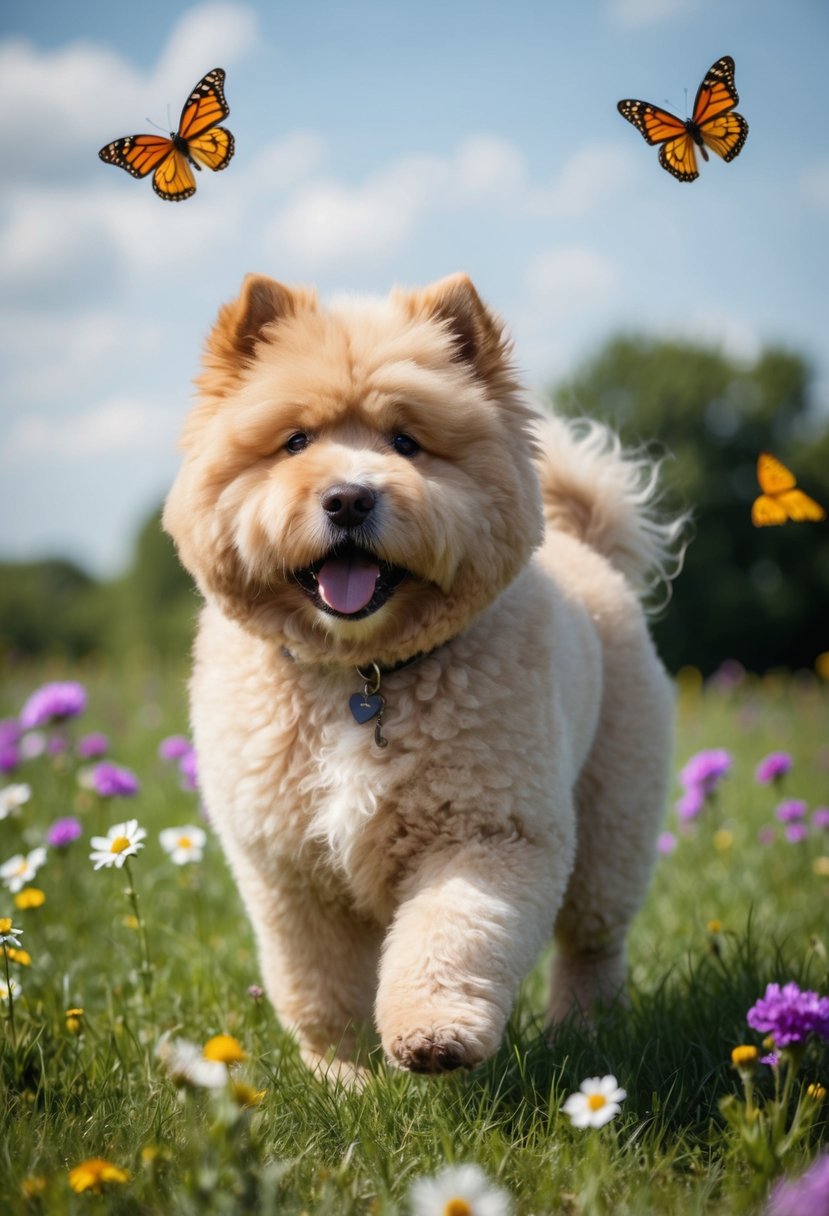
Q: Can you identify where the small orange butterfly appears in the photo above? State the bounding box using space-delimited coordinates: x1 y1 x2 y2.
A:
751 453 826 527
98 68 234 201
617 55 748 182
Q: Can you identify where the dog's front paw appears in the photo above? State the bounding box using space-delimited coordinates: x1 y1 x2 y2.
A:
386 1026 484 1074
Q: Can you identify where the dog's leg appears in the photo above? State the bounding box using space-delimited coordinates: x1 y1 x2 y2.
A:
224 849 382 1079
548 641 674 1025
376 836 566 1073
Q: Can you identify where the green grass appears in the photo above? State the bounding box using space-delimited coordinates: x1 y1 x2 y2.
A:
1 656 828 1214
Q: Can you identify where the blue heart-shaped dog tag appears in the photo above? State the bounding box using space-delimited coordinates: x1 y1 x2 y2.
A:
349 692 383 724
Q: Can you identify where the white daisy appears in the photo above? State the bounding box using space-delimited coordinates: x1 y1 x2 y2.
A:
0 917 23 947
156 1035 229 1089
409 1164 512 1216
0 847 47 893
89 819 146 870
159 825 207 865
0 976 22 1001
562 1074 627 1129
0 783 31 820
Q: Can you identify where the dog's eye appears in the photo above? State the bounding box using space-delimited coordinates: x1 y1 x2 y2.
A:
285 432 310 454
392 434 420 458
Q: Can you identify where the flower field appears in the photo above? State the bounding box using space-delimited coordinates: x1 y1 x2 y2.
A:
1 656 828 1215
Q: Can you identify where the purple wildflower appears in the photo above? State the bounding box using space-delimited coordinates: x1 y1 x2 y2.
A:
812 808 829 830
775 800 808 824
179 748 198 792
784 824 808 844
746 982 829 1047
760 1052 780 1067
0 719 21 748
89 762 140 799
247 984 264 1000
679 749 732 797
20 681 87 730
46 816 83 848
159 735 192 761
676 785 705 822
766 1153 829 1216
657 831 677 855
756 752 793 786
77 732 109 760
0 723 20 773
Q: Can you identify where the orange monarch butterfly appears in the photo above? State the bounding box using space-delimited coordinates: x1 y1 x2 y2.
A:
751 453 825 527
617 55 748 182
98 68 234 201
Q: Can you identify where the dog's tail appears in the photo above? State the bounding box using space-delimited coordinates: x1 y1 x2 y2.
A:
531 413 689 603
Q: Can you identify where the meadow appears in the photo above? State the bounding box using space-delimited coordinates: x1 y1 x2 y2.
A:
1 655 828 1215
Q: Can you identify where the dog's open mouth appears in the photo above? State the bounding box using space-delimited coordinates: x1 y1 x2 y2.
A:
293 544 408 619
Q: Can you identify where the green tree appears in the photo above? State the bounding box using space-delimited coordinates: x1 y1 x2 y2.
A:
107 509 198 659
0 558 107 658
551 336 829 674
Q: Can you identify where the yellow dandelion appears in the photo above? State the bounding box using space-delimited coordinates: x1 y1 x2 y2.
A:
21 1175 48 1199
203 1033 247 1065
14 886 46 910
707 919 723 934
731 1045 759 1068
65 1007 84 1034
231 1080 267 1108
5 946 31 966
68 1157 130 1194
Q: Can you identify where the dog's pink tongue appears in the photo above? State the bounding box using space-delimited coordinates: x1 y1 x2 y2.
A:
317 554 380 614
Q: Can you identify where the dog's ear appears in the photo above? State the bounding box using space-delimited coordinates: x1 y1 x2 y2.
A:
200 274 317 394
401 273 514 385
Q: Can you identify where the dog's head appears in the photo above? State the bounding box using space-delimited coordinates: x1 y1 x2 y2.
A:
163 272 543 666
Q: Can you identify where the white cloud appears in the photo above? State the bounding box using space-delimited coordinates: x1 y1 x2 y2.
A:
3 396 180 462
265 138 626 268
267 156 445 266
153 1 259 93
530 144 635 216
605 0 701 27
0 311 164 401
524 246 620 322
678 310 761 365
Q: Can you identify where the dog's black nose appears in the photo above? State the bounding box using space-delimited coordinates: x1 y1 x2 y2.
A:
321 483 376 529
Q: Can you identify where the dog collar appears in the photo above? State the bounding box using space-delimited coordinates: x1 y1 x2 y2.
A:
280 646 426 750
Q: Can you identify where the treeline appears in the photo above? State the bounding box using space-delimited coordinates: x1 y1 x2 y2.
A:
2 335 827 675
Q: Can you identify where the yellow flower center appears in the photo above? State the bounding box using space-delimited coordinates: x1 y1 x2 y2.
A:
444 1200 473 1216
203 1033 247 1064
110 836 131 854
587 1093 608 1111
13 860 27 875
178 836 192 849
0 918 11 934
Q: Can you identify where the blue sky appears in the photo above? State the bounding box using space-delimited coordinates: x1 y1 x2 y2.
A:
2 0 828 575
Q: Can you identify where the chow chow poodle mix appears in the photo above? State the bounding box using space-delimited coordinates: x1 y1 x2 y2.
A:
164 272 682 1080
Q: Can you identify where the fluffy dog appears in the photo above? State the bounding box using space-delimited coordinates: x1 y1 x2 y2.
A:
163 272 681 1079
